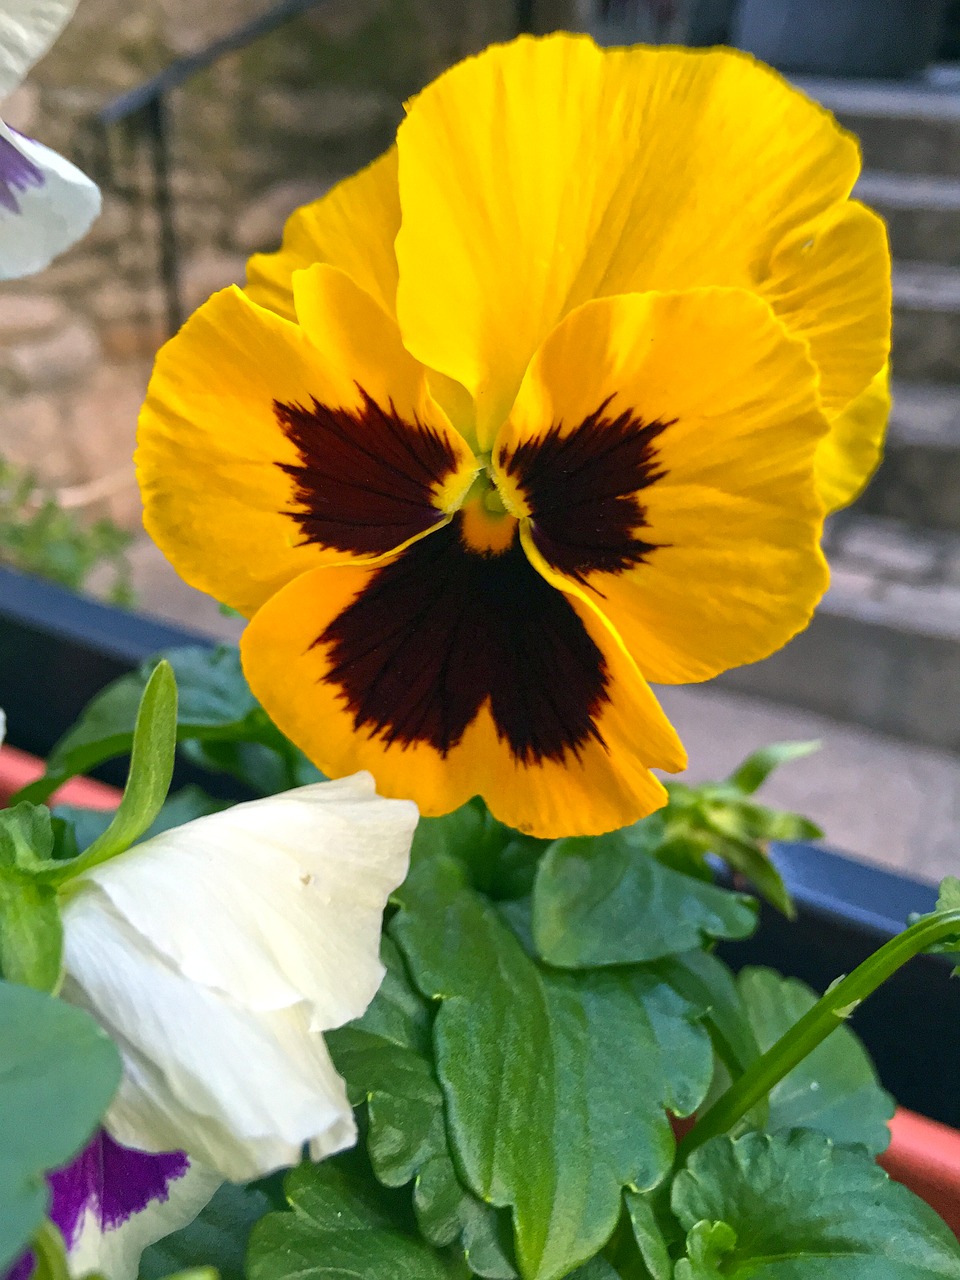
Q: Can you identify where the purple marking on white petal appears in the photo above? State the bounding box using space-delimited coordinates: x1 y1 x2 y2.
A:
47 1129 190 1245
0 130 45 214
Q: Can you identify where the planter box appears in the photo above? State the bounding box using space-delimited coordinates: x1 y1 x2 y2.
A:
2 567 960 1225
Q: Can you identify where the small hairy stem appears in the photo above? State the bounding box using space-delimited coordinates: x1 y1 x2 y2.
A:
677 909 960 1163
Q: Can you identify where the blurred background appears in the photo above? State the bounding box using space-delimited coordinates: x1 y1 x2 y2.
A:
2 0 959 879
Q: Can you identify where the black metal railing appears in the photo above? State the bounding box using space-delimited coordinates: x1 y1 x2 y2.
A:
83 0 537 339
84 0 340 336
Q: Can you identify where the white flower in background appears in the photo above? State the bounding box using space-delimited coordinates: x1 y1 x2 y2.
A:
0 0 100 279
60 773 419 1184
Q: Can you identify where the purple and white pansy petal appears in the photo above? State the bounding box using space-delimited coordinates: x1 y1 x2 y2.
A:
0 118 99 280
53 1131 220 1280
6 1131 220 1280
0 0 78 97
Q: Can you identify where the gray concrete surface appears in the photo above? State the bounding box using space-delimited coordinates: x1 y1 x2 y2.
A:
657 683 960 888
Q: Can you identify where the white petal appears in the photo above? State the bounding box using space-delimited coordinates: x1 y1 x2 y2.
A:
0 707 6 747
0 119 100 280
62 893 358 1183
66 1156 220 1280
0 0 77 96
80 776 418 1029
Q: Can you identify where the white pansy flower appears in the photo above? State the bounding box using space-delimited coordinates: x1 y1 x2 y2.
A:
0 0 100 278
60 773 419 1184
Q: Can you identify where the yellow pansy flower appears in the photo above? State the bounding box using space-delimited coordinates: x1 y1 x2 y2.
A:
137 35 890 839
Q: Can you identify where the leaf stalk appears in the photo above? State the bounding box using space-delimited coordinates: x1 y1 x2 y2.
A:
677 908 960 1162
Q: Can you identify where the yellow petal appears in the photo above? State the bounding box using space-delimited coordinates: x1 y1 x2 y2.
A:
245 147 400 322
395 34 860 447
137 268 473 617
762 199 891 418
494 288 829 686
815 363 891 513
241 531 685 839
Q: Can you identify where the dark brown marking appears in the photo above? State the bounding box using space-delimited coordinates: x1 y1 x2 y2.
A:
319 514 610 763
275 387 461 556
498 397 671 583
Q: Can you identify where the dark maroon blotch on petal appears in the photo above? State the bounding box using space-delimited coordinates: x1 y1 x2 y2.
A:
319 514 610 764
498 396 670 583
275 387 461 556
0 132 44 215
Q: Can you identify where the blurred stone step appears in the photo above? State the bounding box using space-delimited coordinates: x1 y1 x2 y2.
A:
856 171 960 264
892 261 960 381
799 74 960 177
858 381 960 532
715 513 960 752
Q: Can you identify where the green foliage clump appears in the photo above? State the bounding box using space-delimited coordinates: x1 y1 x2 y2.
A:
0 457 134 606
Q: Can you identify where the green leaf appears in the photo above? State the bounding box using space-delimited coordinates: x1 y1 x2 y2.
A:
735 966 894 1154
699 817 794 918
624 1190 673 1280
0 807 63 990
412 798 548 899
139 1184 272 1280
650 950 758 1083
936 877 960 913
920 879 960 970
247 1157 461 1280
0 871 62 990
350 935 431 1057
672 1130 960 1278
327 939 517 1278
332 1029 445 1186
153 1269 219 1280
726 741 820 795
532 827 757 967
393 856 713 1280
413 1152 518 1278
38 661 177 881
567 1262 621 1279
0 804 55 869
13 646 297 807
54 786 226 854
0 981 121 1271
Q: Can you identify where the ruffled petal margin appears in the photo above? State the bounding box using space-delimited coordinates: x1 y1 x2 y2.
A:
394 34 861 447
245 147 400 322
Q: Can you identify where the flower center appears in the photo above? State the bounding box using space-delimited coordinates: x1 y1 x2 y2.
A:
458 468 516 555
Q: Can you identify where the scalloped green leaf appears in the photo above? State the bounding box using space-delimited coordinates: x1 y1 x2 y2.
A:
392 856 713 1280
140 1184 272 1280
247 1158 461 1280
672 1130 960 1278
736 967 894 1154
327 938 516 1278
532 828 757 967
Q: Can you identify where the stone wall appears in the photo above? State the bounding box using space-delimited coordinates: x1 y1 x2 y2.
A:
0 0 539 525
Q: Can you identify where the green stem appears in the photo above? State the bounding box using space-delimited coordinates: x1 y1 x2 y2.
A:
31 1220 70 1280
677 909 960 1163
